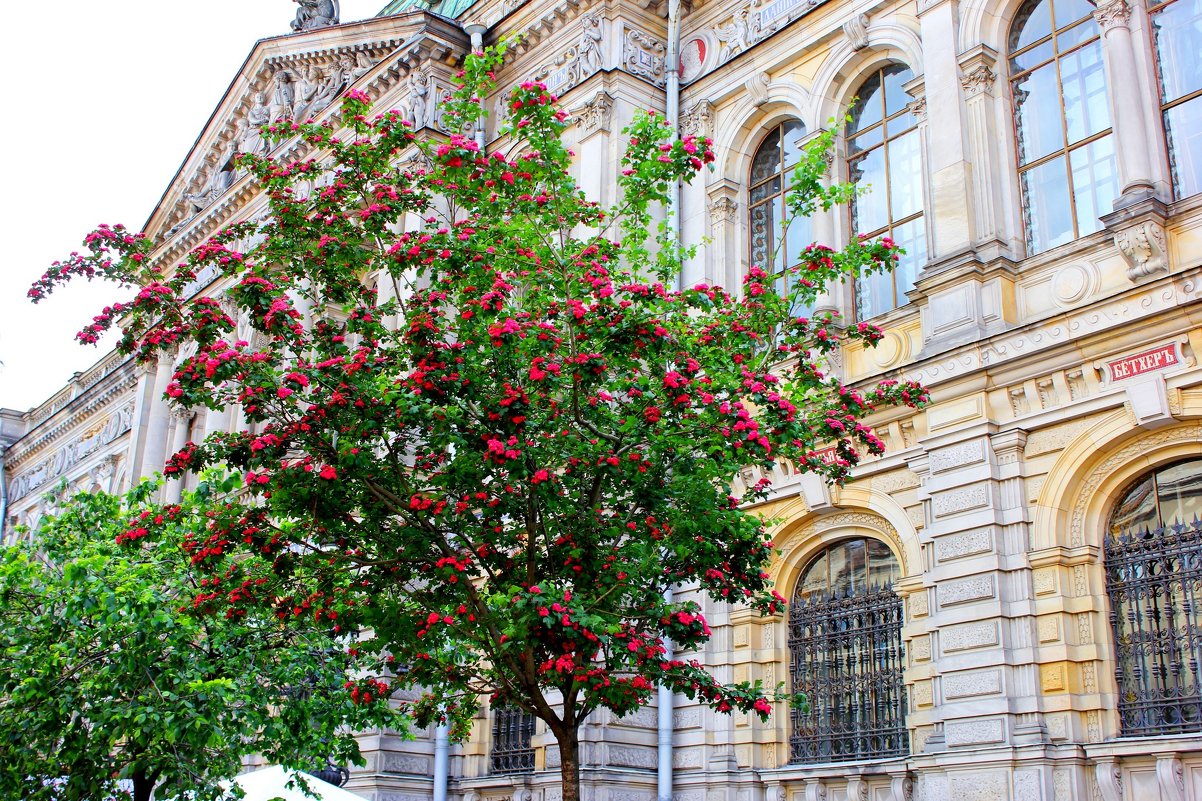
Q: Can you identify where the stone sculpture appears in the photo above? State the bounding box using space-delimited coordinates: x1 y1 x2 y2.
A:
291 0 340 32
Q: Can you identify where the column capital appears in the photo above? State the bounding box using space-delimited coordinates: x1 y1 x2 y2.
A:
959 45 999 100
1093 0 1132 32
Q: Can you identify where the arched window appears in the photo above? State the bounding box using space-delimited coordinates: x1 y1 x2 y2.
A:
789 538 907 764
1151 0 1202 199
1105 458 1202 737
847 65 925 320
1009 0 1117 255
749 120 813 314
490 704 535 774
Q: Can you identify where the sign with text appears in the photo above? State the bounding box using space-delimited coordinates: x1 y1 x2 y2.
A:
1105 343 1181 382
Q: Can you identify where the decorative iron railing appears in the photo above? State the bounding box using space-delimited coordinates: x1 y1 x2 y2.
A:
490 704 536 774
1106 518 1202 737
788 584 908 764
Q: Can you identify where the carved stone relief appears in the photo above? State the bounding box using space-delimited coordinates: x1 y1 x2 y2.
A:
1113 218 1169 280
843 13 870 50
623 29 666 87
7 402 135 503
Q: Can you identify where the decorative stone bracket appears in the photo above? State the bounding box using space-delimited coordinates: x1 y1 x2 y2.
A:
1101 198 1170 282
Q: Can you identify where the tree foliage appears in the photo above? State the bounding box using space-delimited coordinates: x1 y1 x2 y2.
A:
30 46 928 798
0 478 398 801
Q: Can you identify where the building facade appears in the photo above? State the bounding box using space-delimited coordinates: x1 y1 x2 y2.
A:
3 0 1202 799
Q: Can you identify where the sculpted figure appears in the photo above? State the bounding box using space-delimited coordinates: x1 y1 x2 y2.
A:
268 69 296 122
352 52 374 80
291 0 339 32
715 7 751 56
241 93 271 156
292 64 324 120
405 70 431 128
578 15 604 75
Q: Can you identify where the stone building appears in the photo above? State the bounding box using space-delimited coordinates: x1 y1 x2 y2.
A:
3 0 1202 799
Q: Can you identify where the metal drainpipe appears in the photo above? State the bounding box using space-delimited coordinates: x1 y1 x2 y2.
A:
433 722 450 801
465 25 489 150
660 4 682 799
0 445 8 542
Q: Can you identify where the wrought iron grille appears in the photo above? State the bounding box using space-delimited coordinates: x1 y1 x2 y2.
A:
1106 519 1202 736
788 584 908 763
490 705 536 774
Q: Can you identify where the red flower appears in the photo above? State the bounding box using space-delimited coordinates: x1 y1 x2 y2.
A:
319 465 338 480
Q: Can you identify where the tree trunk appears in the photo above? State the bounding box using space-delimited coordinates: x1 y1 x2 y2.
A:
556 725 582 801
132 769 155 801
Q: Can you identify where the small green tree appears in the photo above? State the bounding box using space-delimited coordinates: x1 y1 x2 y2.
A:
30 46 928 800
0 478 400 801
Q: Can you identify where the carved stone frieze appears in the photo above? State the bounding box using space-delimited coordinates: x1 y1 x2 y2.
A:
960 64 997 98
623 29 666 87
7 402 135 503
709 195 739 226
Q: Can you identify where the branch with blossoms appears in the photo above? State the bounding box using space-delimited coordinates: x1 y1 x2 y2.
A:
33 42 927 797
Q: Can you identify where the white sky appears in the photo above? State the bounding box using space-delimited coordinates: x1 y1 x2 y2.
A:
0 1 386 412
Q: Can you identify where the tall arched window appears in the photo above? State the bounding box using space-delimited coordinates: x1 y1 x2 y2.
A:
750 120 812 314
1151 0 1202 199
789 538 907 764
1010 0 1117 255
1106 458 1202 737
847 65 925 320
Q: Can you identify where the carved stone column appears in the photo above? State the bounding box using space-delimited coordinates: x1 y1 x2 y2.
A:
706 181 740 291
800 128 840 317
958 45 1008 255
134 350 177 482
1093 0 1156 206
680 100 715 288
914 0 974 264
164 409 196 504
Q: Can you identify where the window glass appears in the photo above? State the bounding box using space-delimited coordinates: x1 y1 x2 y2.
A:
847 64 925 319
748 121 812 314
1153 0 1202 199
1010 0 1115 254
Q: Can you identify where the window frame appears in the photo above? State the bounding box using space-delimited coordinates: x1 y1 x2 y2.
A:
1148 0 1202 200
1008 0 1116 254
747 119 812 313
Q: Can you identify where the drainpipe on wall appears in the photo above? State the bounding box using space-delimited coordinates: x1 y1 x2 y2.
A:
433 721 450 801
465 25 489 150
0 445 8 542
660 1 682 800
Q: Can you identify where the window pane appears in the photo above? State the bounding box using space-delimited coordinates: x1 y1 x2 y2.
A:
798 552 829 600
1054 16 1099 52
850 148 889 234
891 216 926 297
1069 134 1118 236
1166 96 1202 198
1155 461 1202 526
750 201 776 269
849 72 884 134
750 176 780 205
1010 0 1053 53
1022 156 1075 253
888 130 924 221
856 266 895 320
1052 0 1095 29
1154 0 1202 104
866 540 899 588
843 539 867 594
1110 475 1159 535
751 128 782 184
883 66 915 116
827 544 851 594
1011 38 1056 73
1061 40 1111 143
781 119 806 169
849 125 884 154
1013 62 1066 164
785 211 812 269
774 196 787 273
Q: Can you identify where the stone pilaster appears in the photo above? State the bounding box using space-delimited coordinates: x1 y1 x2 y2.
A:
1092 0 1156 206
133 350 176 482
164 408 195 504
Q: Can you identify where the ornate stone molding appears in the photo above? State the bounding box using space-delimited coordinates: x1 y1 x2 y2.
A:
1101 198 1170 281
843 12 870 51
960 63 997 99
1095 759 1123 801
708 195 739 226
623 29 666 87
681 100 714 139
1092 0 1132 32
575 90 614 135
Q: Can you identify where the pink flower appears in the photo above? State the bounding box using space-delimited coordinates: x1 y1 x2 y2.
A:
319 465 337 480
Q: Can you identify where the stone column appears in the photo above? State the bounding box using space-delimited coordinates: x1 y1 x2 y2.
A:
134 350 176 481
801 128 839 318
164 409 195 504
914 0 974 265
680 100 714 288
958 46 1009 256
706 181 740 291
1093 0 1155 206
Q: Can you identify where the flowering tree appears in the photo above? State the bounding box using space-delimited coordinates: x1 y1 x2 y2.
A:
30 47 927 800
0 478 398 801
